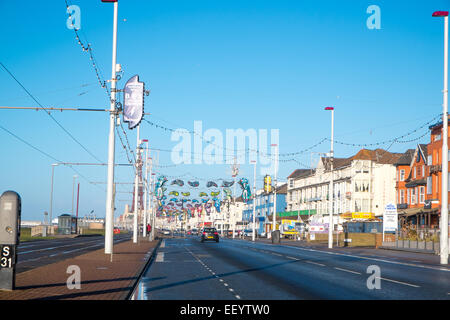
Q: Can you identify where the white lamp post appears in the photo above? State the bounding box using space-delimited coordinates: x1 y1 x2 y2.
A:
325 106 334 249
433 10 449 265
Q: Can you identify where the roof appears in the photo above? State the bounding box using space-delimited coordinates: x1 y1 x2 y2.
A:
275 183 287 194
394 149 415 166
287 169 314 179
321 157 352 171
418 144 428 161
351 148 403 164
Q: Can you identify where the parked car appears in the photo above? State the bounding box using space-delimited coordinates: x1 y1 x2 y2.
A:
200 227 220 243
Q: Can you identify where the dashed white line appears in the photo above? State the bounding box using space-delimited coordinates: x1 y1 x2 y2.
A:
305 260 326 267
333 267 362 275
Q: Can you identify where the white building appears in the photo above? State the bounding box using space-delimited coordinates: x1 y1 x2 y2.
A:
286 149 402 223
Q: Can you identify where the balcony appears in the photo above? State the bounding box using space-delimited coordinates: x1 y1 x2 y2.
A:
429 164 442 174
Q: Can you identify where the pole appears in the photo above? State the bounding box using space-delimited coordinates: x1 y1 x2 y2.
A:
76 183 80 234
71 175 77 216
252 161 257 242
272 144 278 235
105 0 118 255
133 125 141 244
143 143 148 237
49 164 57 229
328 108 334 249
441 15 449 265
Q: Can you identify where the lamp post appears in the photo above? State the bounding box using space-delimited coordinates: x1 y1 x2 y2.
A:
251 160 257 241
142 139 149 237
133 125 141 244
271 144 279 237
71 175 78 216
433 10 449 265
49 163 59 228
325 106 334 249
103 0 119 255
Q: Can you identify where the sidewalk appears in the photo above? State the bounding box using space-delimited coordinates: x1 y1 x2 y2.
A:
0 237 160 300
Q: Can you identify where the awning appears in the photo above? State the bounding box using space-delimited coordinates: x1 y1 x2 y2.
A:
398 207 439 217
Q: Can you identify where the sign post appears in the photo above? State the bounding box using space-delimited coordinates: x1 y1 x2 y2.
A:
0 191 21 291
383 203 398 242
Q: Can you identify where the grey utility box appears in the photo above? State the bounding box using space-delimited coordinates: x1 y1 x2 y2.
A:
0 191 21 291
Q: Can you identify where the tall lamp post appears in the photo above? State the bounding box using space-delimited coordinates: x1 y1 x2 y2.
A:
251 160 257 241
71 175 78 216
325 107 334 249
49 163 59 228
433 10 449 265
103 0 119 255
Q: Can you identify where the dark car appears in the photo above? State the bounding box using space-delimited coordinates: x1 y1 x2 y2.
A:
201 227 219 243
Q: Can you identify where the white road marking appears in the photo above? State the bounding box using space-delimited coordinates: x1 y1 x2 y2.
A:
160 240 165 248
333 267 362 275
287 256 299 260
288 246 450 273
377 277 420 288
155 252 164 262
305 260 326 267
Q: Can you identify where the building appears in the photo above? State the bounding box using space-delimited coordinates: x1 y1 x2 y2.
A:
243 183 287 235
286 148 402 226
395 145 439 230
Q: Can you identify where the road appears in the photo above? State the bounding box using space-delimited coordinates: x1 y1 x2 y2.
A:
137 236 450 300
16 233 131 273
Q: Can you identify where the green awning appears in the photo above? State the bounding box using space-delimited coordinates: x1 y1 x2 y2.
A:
277 210 317 217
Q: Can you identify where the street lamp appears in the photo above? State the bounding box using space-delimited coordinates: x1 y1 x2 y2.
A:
49 163 59 228
251 160 257 242
325 106 334 249
72 175 78 216
433 10 449 265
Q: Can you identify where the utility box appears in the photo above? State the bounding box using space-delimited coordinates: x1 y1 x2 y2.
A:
0 191 21 291
271 230 281 244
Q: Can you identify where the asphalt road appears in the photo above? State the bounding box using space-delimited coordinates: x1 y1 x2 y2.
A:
15 233 132 273
138 235 450 300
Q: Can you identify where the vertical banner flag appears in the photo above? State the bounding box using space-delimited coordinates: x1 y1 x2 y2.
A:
123 75 144 129
383 203 398 232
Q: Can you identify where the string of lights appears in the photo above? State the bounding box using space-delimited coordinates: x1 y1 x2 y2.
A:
0 123 105 192
0 62 104 163
64 0 110 97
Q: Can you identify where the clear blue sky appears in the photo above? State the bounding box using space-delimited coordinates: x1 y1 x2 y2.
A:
0 0 448 221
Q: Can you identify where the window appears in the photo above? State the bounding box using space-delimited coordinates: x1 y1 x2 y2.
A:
422 165 425 177
411 188 416 204
407 189 410 204
427 176 432 195
435 133 441 141
413 167 416 179
400 170 405 181
400 189 405 204
427 154 432 165
419 186 425 204
289 179 294 188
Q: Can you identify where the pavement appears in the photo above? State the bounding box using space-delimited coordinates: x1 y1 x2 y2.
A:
0 237 160 300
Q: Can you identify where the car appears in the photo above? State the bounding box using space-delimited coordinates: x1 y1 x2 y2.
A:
200 227 219 243
243 229 253 237
162 229 171 235
113 227 121 234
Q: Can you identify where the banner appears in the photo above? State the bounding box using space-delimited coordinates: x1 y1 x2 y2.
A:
383 203 398 232
123 75 144 129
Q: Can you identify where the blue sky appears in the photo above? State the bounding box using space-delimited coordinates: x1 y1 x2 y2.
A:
0 0 448 221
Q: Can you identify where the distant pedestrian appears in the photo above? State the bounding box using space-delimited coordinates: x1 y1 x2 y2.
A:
147 224 151 234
